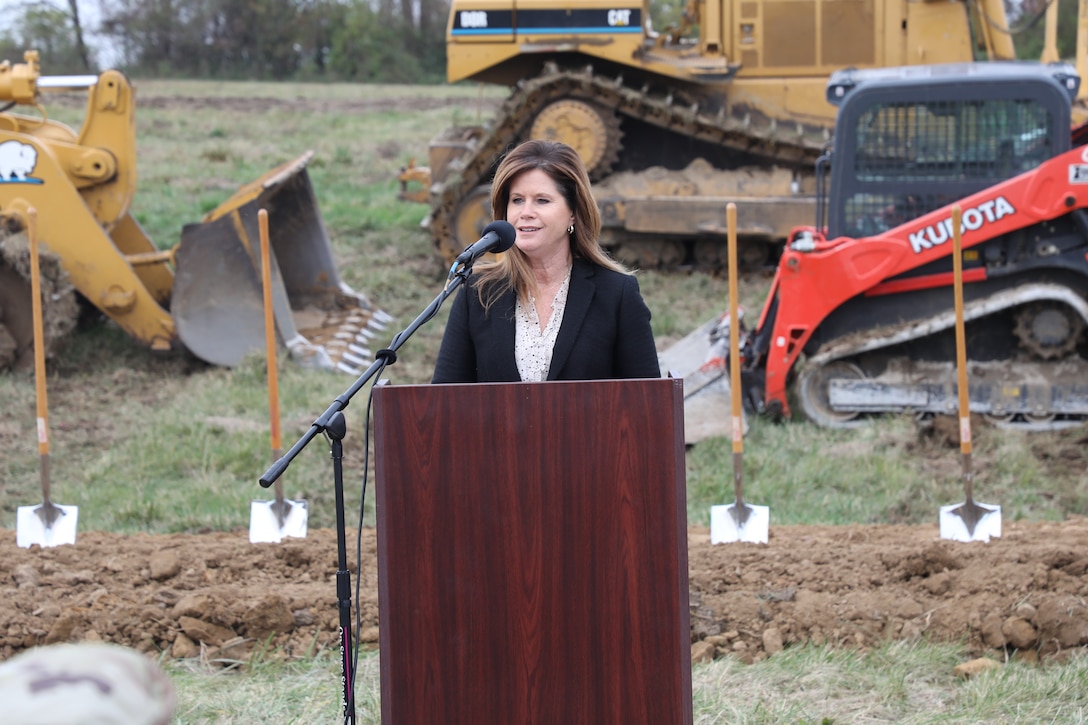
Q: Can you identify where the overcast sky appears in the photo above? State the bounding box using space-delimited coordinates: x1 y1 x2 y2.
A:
0 0 121 67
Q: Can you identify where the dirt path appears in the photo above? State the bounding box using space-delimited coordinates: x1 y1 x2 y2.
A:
2 518 1086 665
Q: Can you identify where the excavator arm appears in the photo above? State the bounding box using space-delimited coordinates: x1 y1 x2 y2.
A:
0 50 388 373
0 51 177 358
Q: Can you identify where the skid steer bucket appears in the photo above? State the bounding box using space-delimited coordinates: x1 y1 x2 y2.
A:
172 152 389 374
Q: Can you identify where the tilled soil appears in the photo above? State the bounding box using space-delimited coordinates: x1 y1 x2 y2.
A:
2 518 1086 667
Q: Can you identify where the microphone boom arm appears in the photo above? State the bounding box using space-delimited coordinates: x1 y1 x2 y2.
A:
259 270 469 488
257 257 479 725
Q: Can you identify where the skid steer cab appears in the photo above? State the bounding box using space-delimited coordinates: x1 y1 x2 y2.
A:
0 51 387 375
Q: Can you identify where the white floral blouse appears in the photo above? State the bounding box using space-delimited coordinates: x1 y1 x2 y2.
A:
514 267 573 381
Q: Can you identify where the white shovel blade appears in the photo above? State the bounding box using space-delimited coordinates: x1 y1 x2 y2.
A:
249 499 309 544
710 503 769 544
939 503 1001 543
16 504 79 548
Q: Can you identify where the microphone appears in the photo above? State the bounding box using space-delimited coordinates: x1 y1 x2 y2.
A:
452 220 517 268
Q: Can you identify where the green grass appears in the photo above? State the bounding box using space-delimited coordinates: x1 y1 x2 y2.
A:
12 340 1083 534
162 643 1088 724
167 649 380 723
684 413 1087 528
690 642 1088 723
5 78 1086 533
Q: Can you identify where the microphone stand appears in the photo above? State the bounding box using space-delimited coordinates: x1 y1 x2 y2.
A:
259 264 473 725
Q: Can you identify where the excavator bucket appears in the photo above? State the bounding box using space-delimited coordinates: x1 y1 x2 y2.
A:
172 152 390 374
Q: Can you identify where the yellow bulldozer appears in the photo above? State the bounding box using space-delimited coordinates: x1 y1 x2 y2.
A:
400 0 1047 270
0 51 388 375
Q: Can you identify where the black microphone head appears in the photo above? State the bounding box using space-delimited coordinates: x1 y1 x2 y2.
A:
483 220 517 253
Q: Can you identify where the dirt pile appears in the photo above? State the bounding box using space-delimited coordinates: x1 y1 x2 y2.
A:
1 519 1086 666
689 518 1088 664
0 231 80 370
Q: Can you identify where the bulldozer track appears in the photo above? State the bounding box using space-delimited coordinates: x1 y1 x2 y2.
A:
429 64 827 267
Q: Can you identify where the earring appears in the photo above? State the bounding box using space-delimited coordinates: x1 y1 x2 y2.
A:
567 224 574 235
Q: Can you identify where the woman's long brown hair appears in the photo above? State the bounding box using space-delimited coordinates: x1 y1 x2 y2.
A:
473 139 631 312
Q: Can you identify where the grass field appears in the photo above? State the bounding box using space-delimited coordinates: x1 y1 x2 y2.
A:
1 77 1087 723
163 643 1088 723
7 78 1085 534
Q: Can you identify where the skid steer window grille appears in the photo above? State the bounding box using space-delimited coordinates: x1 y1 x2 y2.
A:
853 99 1053 181
837 97 1055 237
842 192 963 238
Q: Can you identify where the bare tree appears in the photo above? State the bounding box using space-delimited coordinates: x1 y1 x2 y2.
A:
0 1 90 72
65 0 91 69
417 0 445 42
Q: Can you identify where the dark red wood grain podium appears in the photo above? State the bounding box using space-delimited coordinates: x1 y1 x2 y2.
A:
373 378 692 725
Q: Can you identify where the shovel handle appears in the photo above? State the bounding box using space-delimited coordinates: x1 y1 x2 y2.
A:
28 209 49 457
726 203 743 455
27 208 53 506
726 203 747 511
951 206 977 507
259 209 282 455
951 206 972 457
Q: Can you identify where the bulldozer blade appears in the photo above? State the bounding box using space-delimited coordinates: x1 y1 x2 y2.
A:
16 502 78 548
172 151 389 371
249 498 308 544
658 316 748 445
939 501 1001 543
682 372 749 444
710 502 769 544
659 316 718 383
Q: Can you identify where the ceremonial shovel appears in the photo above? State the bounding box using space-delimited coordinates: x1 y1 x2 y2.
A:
16 208 77 548
249 209 308 543
710 203 768 544
939 205 1001 543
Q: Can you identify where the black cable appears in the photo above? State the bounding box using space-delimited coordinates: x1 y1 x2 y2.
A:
351 357 387 708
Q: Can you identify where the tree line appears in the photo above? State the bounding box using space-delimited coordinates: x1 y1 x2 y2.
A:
1013 0 1081 63
0 0 450 82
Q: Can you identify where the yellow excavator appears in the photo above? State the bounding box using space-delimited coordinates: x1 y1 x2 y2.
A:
400 0 1059 270
0 51 388 375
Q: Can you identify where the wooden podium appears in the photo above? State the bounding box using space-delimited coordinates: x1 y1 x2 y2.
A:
373 378 692 725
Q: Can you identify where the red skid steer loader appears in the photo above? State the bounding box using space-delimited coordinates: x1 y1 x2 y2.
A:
733 61 1088 430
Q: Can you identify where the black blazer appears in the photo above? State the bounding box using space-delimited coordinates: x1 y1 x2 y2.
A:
432 259 660 383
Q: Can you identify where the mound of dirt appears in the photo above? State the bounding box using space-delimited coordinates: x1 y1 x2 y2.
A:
0 231 80 370
2 519 1086 666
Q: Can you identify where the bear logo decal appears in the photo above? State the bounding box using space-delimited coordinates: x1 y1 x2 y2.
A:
0 140 42 184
